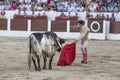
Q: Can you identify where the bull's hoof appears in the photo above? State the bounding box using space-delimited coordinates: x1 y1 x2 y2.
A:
43 67 46 69
35 68 38 71
38 68 41 71
49 67 52 70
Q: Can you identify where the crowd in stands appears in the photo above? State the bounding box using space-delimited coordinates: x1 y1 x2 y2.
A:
0 0 120 20
0 0 120 12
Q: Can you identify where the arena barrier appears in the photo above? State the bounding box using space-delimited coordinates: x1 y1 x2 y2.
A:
1 11 120 40
106 21 120 40
0 19 109 40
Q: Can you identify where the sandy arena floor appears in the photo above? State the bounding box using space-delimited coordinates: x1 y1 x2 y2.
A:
0 37 120 80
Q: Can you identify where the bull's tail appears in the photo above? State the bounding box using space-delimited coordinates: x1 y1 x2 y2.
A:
29 36 32 54
28 54 32 71
28 36 32 71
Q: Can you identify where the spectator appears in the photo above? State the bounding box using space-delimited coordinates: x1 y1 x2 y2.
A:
42 12 47 16
18 2 25 11
96 4 101 12
0 0 120 16
107 0 112 4
102 0 108 11
47 0 51 3
23 9 28 17
4 2 11 10
57 4 64 12
31 10 38 17
31 1 36 11
100 6 107 12
38 12 41 16
25 2 31 11
68 4 74 12
5 0 9 3
54 0 59 3
19 0 24 3
41 0 47 10
11 1 18 10
111 1 117 9
89 4 96 12
114 12 120 21
77 4 84 12
84 5 89 12
48 0 55 10
0 10 6 19
71 0 77 8
25 0 31 3
64 4 69 12
35 4 43 11
60 12 66 17
108 4 114 12
95 13 101 18
114 4 120 12
101 13 106 19
0 2 5 10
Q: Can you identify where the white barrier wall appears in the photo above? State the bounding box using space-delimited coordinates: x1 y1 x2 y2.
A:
107 34 120 40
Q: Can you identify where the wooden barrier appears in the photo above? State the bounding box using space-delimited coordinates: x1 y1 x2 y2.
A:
1 19 120 40
88 20 103 33
70 20 78 32
11 19 27 31
31 20 48 31
110 21 120 34
51 21 67 32
0 19 7 30
14 15 47 20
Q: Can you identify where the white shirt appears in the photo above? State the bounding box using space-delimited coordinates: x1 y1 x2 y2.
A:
19 0 24 3
77 6 84 12
41 0 47 3
114 12 120 21
25 0 31 3
0 5 5 10
18 4 25 11
25 4 31 11
68 6 74 12
89 6 95 12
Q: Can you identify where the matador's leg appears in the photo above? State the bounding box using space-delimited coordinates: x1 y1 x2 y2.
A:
81 39 88 63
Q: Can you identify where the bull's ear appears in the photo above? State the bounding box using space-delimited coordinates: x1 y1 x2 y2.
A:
62 38 68 41
60 38 65 43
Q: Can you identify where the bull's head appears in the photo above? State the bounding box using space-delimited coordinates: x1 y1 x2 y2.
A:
56 38 65 52
50 32 65 52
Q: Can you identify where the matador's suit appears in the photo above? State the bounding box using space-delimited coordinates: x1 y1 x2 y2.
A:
76 25 90 63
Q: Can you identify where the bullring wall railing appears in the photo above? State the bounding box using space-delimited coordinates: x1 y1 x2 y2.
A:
0 19 120 40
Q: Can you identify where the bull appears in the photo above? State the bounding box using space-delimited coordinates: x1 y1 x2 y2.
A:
28 32 65 71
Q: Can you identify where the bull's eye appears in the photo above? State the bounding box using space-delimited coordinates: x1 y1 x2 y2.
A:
52 43 56 46
56 38 60 41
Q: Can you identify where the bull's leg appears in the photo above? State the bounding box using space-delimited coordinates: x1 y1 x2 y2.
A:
43 57 47 69
36 55 41 71
32 56 37 71
49 53 55 69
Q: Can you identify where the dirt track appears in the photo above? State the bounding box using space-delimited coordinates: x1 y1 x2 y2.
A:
0 37 120 80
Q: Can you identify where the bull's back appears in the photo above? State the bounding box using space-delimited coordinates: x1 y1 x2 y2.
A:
31 33 43 42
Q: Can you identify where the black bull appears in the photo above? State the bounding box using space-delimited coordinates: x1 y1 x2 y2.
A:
28 32 65 71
